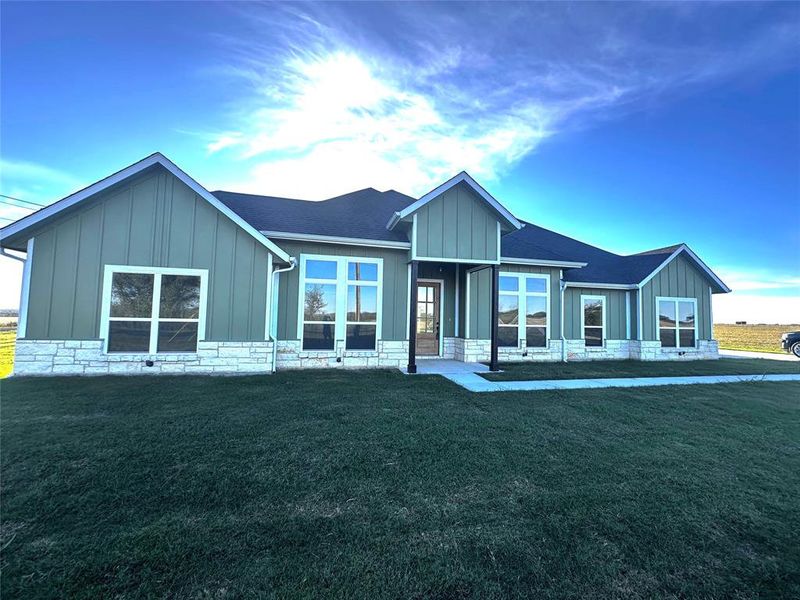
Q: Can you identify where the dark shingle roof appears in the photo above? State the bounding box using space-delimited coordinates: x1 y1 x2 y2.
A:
214 188 415 243
215 188 689 286
501 221 675 285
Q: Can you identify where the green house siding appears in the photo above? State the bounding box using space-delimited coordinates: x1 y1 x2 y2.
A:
414 182 500 262
275 241 409 342
640 253 713 341
629 290 639 340
564 288 629 340
467 264 561 340
24 167 273 342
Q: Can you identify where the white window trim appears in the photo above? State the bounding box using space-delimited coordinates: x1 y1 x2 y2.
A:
297 254 383 353
655 296 699 349
498 272 550 350
580 294 607 349
99 265 208 354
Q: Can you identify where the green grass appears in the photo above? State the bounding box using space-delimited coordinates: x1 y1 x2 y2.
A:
0 329 15 378
714 324 798 354
482 358 800 381
2 371 799 598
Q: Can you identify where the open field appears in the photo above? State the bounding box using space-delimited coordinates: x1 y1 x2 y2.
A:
2 372 799 598
0 329 15 378
714 323 798 354
484 358 799 381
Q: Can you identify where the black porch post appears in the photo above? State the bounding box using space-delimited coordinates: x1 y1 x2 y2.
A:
490 263 499 371
407 260 418 374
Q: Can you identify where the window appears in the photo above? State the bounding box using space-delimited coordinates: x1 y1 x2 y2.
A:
346 261 379 350
416 285 436 334
581 295 606 347
299 255 383 351
497 273 549 348
302 259 338 351
498 276 519 347
101 266 206 354
658 297 697 348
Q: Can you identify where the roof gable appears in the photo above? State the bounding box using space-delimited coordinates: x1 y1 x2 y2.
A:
638 243 731 293
0 153 292 263
386 172 522 231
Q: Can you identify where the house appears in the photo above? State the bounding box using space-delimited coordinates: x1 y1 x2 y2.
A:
0 153 730 376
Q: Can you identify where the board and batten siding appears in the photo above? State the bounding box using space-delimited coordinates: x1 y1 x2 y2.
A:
24 167 274 342
563 287 628 340
639 253 713 341
275 241 409 342
467 264 561 340
414 182 500 262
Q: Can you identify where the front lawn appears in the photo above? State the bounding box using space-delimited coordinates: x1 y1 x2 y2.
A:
483 358 799 381
2 372 799 598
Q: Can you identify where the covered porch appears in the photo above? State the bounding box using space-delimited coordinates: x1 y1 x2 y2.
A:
406 259 501 373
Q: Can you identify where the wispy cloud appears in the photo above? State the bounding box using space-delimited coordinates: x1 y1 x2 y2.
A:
716 268 800 294
201 2 798 198
0 158 83 222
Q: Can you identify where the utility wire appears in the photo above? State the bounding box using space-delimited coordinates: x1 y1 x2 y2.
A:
0 194 47 208
0 200 36 211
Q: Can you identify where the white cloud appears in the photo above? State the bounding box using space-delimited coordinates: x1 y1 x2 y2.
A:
208 52 578 197
207 52 564 199
716 269 800 293
202 3 798 198
0 159 82 222
0 158 80 187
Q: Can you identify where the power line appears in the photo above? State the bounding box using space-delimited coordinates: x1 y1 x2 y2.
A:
0 199 36 211
0 194 46 208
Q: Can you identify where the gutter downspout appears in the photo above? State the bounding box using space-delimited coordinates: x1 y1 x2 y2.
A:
269 257 296 373
0 248 26 263
559 275 567 363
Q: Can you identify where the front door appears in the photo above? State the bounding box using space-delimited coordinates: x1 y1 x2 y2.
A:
416 282 441 356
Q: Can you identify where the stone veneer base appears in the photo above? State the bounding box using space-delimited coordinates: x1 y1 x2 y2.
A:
275 340 409 370
13 340 274 376
12 337 721 376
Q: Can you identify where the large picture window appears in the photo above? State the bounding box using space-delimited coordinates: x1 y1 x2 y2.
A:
657 297 697 348
496 273 549 348
581 295 606 347
302 259 338 350
101 266 207 354
299 255 383 352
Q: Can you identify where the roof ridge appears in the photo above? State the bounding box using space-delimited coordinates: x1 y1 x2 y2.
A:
517 219 623 258
632 243 685 256
213 190 311 202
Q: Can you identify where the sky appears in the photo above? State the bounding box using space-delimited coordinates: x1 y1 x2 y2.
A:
1 1 799 323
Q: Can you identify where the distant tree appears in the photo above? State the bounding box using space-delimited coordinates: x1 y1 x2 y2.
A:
304 285 329 320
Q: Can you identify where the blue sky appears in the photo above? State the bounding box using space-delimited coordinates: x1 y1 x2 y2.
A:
1 2 799 321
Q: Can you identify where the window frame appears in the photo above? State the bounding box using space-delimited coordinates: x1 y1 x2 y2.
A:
297 254 383 353
655 296 698 349
580 294 607 348
497 272 550 349
99 265 208 355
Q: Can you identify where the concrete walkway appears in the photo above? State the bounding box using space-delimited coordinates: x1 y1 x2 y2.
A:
443 372 800 393
401 358 800 393
400 359 489 375
720 349 797 362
